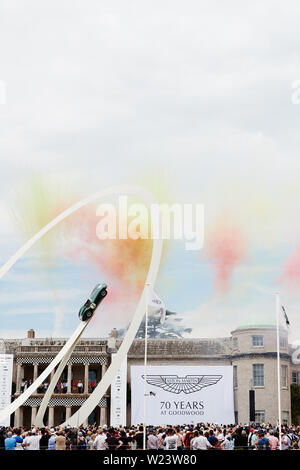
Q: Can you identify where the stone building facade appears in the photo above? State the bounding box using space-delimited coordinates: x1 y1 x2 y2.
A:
3 324 300 428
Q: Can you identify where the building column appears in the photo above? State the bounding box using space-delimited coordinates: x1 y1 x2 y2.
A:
16 363 22 394
67 363 72 394
33 363 38 381
66 406 72 420
48 406 54 427
101 362 107 379
84 363 89 394
99 406 107 427
31 406 37 426
50 369 55 386
14 406 23 427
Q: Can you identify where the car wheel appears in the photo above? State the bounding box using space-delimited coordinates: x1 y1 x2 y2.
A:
101 289 107 297
86 310 93 318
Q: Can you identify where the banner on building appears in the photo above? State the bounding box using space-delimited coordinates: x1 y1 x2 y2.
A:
110 354 127 427
131 365 234 425
0 354 13 427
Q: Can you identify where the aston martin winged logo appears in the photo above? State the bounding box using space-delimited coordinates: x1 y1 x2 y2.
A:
142 375 223 394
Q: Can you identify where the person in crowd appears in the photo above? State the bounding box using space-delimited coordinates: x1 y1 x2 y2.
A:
72 379 77 393
48 430 56 450
77 431 87 449
77 380 84 394
39 428 50 450
267 430 279 450
21 379 26 393
23 427 41 450
105 428 122 450
5 431 17 450
93 427 108 450
163 428 178 450
220 434 234 450
134 425 144 449
55 430 67 450
90 380 96 392
281 431 292 450
175 427 184 450
183 427 194 449
190 430 212 450
208 429 219 449
146 428 160 450
12 428 24 450
129 430 137 450
232 426 247 450
256 431 270 450
119 430 132 450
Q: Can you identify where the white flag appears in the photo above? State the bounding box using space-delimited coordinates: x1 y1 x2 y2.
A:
147 286 166 324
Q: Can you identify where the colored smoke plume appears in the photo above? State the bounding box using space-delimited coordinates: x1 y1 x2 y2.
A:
10 174 168 326
207 215 246 292
280 246 300 287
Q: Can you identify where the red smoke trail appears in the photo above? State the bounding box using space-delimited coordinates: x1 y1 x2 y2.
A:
280 246 300 287
207 216 246 292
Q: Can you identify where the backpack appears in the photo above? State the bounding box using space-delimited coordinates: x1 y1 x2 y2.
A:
78 437 87 449
261 437 270 450
184 432 193 448
289 434 299 449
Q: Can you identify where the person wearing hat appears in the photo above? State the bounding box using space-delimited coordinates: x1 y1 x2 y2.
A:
48 430 56 450
5 431 16 451
146 428 160 450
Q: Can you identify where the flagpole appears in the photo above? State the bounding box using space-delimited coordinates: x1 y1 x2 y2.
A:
143 283 150 451
276 292 282 450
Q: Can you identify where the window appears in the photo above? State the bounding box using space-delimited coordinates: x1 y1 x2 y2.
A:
292 371 299 385
281 365 288 388
255 411 265 423
233 337 238 349
252 335 264 347
253 364 264 387
280 336 287 349
282 411 289 425
233 365 238 388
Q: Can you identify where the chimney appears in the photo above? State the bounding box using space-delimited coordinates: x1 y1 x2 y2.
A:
27 329 35 339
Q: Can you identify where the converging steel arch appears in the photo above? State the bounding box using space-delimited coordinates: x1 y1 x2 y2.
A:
0 185 163 427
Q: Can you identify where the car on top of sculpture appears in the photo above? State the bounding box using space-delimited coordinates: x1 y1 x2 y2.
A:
78 283 107 321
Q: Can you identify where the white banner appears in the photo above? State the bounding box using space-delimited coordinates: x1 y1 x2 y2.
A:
131 365 234 426
110 354 127 427
0 354 13 427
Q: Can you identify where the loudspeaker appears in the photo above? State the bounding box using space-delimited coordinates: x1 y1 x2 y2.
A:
249 390 255 421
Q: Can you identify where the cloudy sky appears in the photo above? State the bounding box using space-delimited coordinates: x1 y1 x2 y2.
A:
1 1 300 342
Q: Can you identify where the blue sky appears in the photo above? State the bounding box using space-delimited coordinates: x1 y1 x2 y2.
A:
1 0 300 341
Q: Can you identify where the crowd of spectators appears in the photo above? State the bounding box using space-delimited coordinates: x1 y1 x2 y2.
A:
1 422 300 450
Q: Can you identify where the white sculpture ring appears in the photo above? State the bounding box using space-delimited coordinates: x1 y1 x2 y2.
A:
0 185 163 427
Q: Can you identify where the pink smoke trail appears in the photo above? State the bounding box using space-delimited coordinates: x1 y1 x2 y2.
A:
207 216 246 292
280 246 300 287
